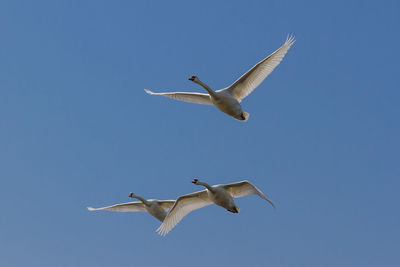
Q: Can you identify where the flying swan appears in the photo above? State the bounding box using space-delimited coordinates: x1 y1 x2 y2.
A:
88 192 175 222
156 179 275 236
145 35 295 121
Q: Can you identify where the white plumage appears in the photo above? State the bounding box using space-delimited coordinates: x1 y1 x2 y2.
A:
145 35 295 121
157 179 275 236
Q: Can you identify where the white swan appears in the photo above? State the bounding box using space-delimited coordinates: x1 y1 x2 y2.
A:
88 193 175 222
156 179 275 236
145 35 295 121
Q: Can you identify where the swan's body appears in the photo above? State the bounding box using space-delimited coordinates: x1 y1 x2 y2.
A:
88 193 175 222
145 35 295 121
156 179 275 236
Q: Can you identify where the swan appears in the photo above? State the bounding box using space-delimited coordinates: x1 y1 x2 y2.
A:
145 35 295 121
88 192 175 222
156 179 275 236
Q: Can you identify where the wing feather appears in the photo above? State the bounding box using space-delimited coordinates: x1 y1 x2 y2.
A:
156 190 212 236
144 89 212 105
87 201 147 212
223 181 275 208
221 35 295 101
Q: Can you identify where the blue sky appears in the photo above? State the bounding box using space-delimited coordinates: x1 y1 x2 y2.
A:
1 0 399 266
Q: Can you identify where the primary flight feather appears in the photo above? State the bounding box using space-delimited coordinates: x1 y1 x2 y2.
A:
88 193 175 222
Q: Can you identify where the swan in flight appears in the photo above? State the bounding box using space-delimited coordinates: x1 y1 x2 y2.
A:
88 192 175 222
145 35 295 121
156 179 275 236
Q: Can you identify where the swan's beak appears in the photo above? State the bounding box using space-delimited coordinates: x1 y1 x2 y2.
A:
188 76 196 81
192 178 198 184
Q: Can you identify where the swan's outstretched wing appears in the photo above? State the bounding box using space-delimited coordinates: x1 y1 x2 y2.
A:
144 89 213 105
220 35 295 102
157 190 212 236
87 202 146 212
158 200 176 212
223 181 275 208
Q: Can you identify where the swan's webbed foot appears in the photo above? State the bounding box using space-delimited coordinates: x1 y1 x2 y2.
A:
228 206 240 213
240 113 246 120
237 112 249 121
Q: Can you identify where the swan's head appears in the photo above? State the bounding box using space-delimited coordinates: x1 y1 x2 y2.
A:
188 76 198 82
128 192 134 198
192 178 199 184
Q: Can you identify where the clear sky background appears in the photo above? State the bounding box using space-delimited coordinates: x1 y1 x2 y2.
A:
1 0 399 266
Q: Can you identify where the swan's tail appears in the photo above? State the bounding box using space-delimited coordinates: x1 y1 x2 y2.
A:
241 112 250 122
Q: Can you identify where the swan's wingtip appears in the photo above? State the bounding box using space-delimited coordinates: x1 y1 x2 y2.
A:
144 88 153 94
265 198 276 209
87 207 95 211
285 34 296 45
156 227 166 237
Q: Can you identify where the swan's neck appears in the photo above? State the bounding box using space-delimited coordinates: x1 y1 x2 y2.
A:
197 181 213 191
196 80 217 97
131 195 149 205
